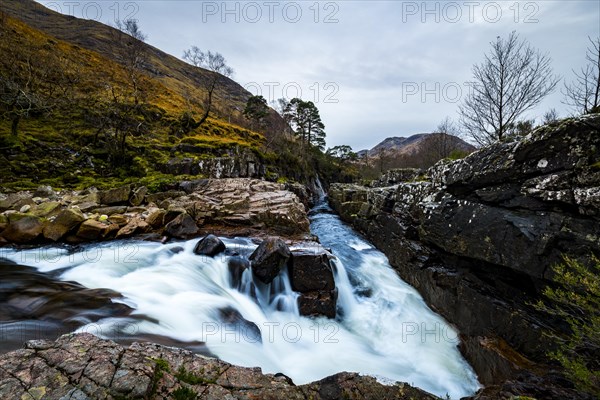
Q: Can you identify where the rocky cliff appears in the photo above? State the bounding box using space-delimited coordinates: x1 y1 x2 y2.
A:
329 114 600 399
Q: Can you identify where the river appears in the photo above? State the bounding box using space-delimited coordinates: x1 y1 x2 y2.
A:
1 200 480 398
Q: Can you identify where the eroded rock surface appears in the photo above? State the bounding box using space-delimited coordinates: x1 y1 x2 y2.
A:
0 333 437 400
0 178 310 245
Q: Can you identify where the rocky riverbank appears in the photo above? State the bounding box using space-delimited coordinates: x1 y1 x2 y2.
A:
329 114 600 399
0 333 438 400
0 178 310 246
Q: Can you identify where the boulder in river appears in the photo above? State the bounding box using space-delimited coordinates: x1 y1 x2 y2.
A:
193 234 226 257
228 256 250 288
249 237 291 284
298 289 338 319
289 249 335 292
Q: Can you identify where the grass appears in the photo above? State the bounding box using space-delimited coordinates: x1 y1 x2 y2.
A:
0 12 266 192
174 365 216 385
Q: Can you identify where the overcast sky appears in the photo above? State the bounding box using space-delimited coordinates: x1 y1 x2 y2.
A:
36 0 600 150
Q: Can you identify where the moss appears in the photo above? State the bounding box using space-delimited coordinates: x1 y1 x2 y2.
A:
172 387 198 400
174 365 216 385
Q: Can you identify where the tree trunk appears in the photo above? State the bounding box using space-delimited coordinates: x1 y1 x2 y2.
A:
11 115 20 136
198 83 215 126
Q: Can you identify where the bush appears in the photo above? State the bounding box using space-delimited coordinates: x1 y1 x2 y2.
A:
535 256 600 396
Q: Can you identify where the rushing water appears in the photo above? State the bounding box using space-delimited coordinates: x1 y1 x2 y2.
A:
1 200 480 398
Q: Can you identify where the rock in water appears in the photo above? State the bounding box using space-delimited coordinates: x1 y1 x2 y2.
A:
249 237 291 283
289 250 335 292
298 289 338 319
228 256 250 288
193 234 226 257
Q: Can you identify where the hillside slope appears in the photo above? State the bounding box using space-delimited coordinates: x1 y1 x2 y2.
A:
0 0 292 191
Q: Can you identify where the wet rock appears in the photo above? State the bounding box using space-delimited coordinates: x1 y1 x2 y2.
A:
249 237 291 284
129 186 147 206
298 290 337 319
164 213 199 239
228 256 250 288
99 185 131 205
43 208 85 241
289 250 335 292
193 234 226 257
218 307 262 343
1 216 44 243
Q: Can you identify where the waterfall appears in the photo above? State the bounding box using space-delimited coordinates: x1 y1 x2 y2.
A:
1 204 480 398
313 175 326 202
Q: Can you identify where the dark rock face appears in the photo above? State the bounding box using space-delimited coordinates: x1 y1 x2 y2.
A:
228 256 250 288
193 234 226 257
249 237 291 284
0 333 436 400
298 290 337 319
289 248 337 318
329 115 600 399
289 251 335 292
0 261 132 353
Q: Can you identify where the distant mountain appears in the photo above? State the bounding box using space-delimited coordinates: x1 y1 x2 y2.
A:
358 133 474 159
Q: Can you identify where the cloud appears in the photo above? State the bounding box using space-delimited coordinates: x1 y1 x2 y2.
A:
36 0 600 150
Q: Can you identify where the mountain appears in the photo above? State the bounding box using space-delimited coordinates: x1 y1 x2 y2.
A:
358 133 475 158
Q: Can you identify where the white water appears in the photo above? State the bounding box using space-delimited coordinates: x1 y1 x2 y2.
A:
2 202 480 398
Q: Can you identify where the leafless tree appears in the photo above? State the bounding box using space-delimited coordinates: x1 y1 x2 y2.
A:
113 19 148 105
182 46 234 126
542 108 559 125
428 117 460 160
459 31 559 145
562 36 600 115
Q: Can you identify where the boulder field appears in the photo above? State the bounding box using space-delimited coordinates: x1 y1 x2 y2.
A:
0 178 310 245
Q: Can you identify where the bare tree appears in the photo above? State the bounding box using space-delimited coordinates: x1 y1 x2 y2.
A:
542 108 559 125
563 36 600 115
113 19 148 105
182 46 234 126
429 117 460 160
460 31 559 145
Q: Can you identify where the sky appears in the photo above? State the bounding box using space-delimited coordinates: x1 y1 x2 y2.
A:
35 0 600 151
